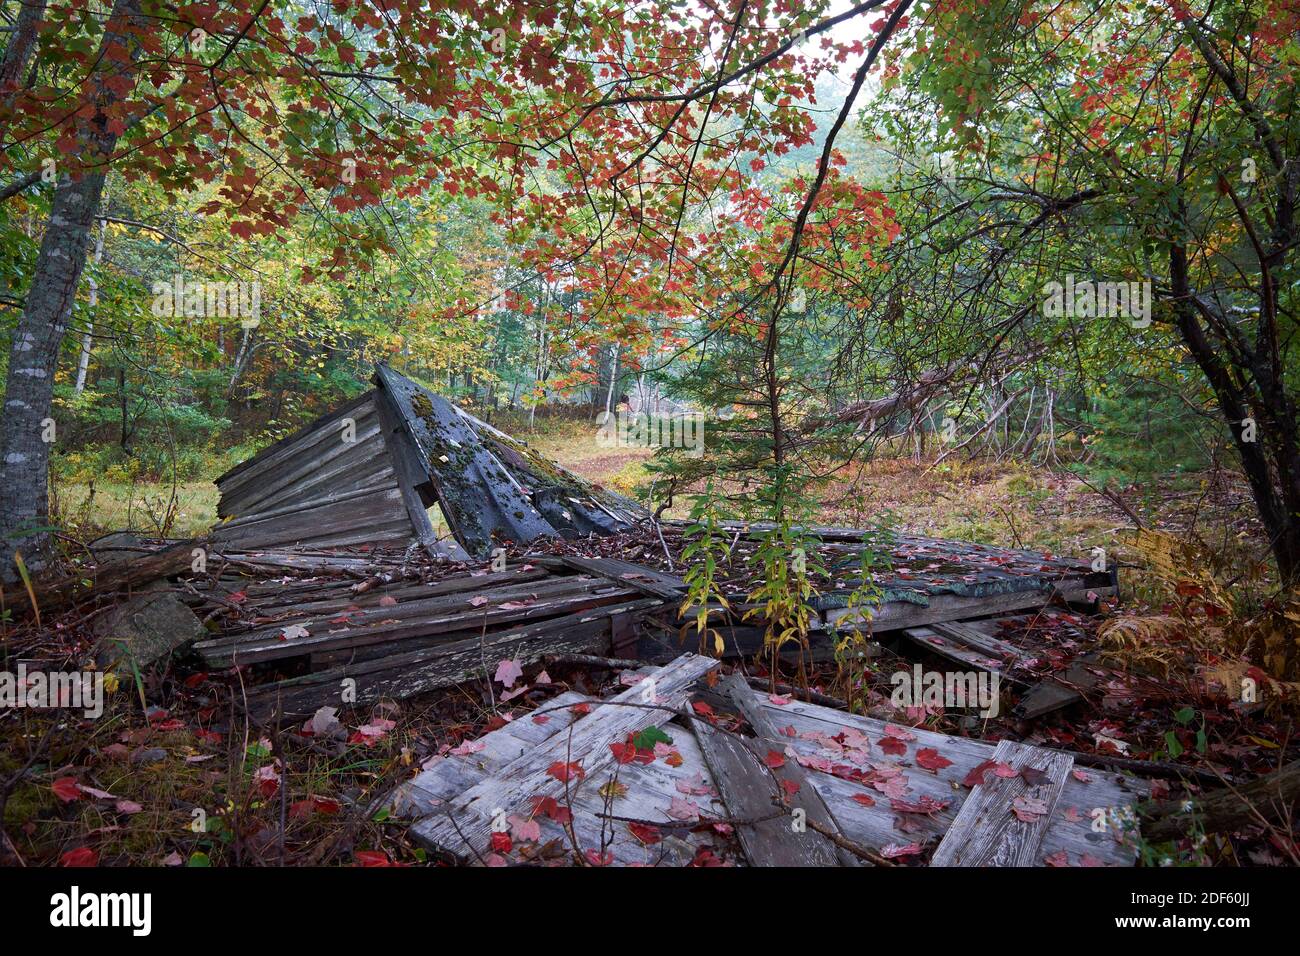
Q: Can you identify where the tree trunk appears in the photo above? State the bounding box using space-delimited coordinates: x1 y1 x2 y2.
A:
603 344 619 417
1169 235 1300 586
73 220 107 396
0 0 47 147
227 324 257 395
0 0 145 581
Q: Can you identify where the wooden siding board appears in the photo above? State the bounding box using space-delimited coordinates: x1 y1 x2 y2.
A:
216 390 377 488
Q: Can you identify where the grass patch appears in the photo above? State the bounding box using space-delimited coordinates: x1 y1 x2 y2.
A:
52 481 220 538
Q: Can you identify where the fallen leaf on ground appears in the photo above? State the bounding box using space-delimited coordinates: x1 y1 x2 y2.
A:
915 748 953 773
494 658 524 688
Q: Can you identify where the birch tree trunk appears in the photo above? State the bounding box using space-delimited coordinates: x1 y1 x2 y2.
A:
73 220 107 396
0 0 145 580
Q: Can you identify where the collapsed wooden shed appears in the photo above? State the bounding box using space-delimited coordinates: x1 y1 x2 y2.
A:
210 365 645 558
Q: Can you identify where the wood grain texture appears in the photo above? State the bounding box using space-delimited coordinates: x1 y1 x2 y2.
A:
410 653 719 863
195 576 637 666
754 696 1143 866
244 599 659 717
930 740 1073 866
694 717 840 866
719 674 863 866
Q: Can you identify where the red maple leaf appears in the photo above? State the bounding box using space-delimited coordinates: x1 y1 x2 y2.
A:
878 736 908 756
355 850 402 867
628 821 661 845
915 748 953 773
546 760 584 782
963 759 999 787
60 846 99 867
52 777 83 803
530 794 573 825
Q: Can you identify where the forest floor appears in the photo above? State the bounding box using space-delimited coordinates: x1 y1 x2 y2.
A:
12 419 1291 869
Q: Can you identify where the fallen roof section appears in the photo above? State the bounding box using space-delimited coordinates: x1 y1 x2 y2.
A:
394 656 1148 867
209 365 646 558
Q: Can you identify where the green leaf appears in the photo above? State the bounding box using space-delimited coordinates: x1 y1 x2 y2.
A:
633 726 673 750
1164 731 1184 759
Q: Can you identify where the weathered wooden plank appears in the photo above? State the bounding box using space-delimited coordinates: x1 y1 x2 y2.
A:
720 674 863 866
560 716 729 866
753 696 1143 866
410 653 720 863
390 690 597 817
693 714 839 866
229 430 392 517
305 585 639 667
1012 653 1101 719
555 555 686 600
211 550 392 572
212 485 413 551
901 624 1017 680
374 375 449 559
931 620 1021 660
244 600 659 717
219 405 387 516
216 391 377 492
905 617 1084 716
930 740 1073 866
247 567 551 618
391 672 732 871
829 585 1074 633
195 574 616 665
212 482 397 537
